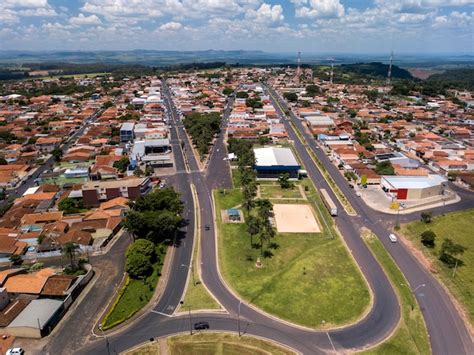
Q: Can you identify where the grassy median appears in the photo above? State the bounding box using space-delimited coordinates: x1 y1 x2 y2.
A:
400 209 474 324
215 183 370 328
101 245 166 330
361 232 430 355
126 333 295 355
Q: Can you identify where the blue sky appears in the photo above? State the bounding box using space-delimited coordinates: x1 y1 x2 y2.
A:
0 0 473 53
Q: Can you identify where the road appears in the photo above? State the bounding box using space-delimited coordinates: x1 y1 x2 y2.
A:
264 83 473 355
56 81 472 355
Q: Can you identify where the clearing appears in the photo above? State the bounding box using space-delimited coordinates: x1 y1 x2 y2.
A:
273 203 320 233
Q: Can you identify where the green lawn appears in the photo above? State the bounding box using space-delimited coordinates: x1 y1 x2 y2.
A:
214 183 370 328
361 232 430 355
126 333 295 355
101 245 166 330
400 209 474 324
259 184 303 199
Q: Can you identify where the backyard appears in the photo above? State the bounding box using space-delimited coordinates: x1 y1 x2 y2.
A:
214 180 371 328
400 209 474 324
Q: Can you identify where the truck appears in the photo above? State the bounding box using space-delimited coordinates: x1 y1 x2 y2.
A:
320 188 338 216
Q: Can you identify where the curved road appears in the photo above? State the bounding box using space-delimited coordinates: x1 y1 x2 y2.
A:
78 81 472 355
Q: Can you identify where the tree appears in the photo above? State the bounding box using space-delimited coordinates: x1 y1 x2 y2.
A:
283 92 298 102
113 157 130 173
134 166 144 177
236 91 249 99
375 160 395 175
420 212 432 224
246 215 260 247
58 197 83 214
145 165 154 177
126 239 156 261
0 158 7 165
278 173 292 189
364 90 378 102
223 87 233 96
439 238 467 268
9 254 22 266
255 199 273 219
132 188 184 215
420 230 436 248
122 210 145 240
62 242 80 270
305 84 320 97
51 148 63 162
126 252 152 279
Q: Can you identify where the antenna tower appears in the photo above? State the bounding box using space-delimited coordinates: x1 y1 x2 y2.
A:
330 63 334 85
386 51 393 86
296 51 301 78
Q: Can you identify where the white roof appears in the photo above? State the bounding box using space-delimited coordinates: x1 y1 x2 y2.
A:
382 174 447 189
254 147 299 167
23 187 40 196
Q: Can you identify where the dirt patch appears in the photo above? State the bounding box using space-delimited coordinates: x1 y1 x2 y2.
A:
273 204 320 233
399 235 435 272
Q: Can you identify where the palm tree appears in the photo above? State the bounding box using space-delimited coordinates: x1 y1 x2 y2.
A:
62 242 80 270
246 215 260 247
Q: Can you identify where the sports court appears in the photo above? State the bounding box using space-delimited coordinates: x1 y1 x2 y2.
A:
273 204 321 233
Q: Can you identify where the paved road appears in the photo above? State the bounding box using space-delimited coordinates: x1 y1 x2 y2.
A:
264 83 473 355
73 82 472 355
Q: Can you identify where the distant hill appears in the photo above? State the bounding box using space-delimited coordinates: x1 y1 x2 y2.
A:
425 68 474 90
339 62 413 79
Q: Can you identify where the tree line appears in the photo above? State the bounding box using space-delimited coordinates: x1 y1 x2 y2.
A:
183 112 221 159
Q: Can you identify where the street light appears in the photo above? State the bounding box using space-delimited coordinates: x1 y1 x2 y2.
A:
413 284 426 293
98 325 110 355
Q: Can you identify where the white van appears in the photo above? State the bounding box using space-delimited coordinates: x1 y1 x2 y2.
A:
389 233 397 243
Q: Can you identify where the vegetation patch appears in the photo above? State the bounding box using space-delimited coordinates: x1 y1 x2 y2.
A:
125 333 295 355
400 209 474 323
215 183 370 328
361 231 430 355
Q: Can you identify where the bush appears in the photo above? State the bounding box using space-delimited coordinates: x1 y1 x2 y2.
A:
420 212 432 224
126 252 152 279
420 230 436 248
126 239 156 262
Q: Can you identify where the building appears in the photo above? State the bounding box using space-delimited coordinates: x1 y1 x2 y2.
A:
120 122 135 142
81 177 151 207
381 174 447 200
254 147 301 179
375 152 420 169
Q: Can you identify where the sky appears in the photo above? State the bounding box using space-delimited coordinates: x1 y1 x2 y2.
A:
0 0 473 54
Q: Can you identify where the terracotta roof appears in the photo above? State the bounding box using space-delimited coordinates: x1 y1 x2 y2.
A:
4 268 57 295
21 211 63 225
99 197 130 210
15 192 56 204
58 229 92 246
0 299 30 327
41 274 76 296
0 269 25 286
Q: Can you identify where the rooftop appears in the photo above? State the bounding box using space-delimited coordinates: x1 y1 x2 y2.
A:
254 147 300 167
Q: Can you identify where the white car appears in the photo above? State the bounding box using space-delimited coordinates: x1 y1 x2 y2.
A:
389 234 398 243
7 348 24 355
356 191 362 197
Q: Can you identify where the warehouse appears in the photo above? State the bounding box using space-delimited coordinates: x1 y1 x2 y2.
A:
381 174 447 200
254 147 300 179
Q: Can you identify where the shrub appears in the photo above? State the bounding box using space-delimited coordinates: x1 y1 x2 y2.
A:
420 230 436 248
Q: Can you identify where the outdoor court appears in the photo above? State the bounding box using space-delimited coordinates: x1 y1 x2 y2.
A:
273 204 321 233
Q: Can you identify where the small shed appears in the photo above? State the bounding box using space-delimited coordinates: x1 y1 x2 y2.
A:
227 208 241 221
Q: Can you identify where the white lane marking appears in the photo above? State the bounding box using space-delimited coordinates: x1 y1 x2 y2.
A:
150 310 172 317
326 332 336 352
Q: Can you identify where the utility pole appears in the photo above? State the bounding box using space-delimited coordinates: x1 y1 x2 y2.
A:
98 325 110 355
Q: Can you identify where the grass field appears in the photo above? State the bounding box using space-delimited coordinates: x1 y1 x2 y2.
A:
361 232 430 355
400 209 474 324
38 72 110 80
101 245 166 330
126 333 295 355
259 184 303 199
215 180 370 328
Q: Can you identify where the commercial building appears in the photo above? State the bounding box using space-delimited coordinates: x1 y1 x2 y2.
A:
254 147 300 179
381 174 447 200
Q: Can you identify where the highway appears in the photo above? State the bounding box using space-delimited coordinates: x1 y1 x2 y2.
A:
76 81 472 355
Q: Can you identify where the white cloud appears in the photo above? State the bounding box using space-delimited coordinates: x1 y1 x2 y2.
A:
159 21 183 30
295 0 344 19
246 3 284 23
69 13 102 26
2 0 49 9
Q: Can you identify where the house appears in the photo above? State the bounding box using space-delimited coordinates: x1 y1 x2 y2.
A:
120 122 135 142
35 137 62 152
81 177 151 207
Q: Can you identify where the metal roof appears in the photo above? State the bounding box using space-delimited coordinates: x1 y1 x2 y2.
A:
254 147 299 167
8 299 63 330
382 174 447 189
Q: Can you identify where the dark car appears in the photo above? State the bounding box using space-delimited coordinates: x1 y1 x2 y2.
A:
194 321 209 330
204 225 210 231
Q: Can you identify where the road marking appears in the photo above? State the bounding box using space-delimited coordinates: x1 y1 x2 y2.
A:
326 332 336 352
150 310 172 317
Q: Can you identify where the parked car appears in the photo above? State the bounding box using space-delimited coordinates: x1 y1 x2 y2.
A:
356 191 362 197
194 321 210 330
204 225 210 231
389 233 397 243
7 348 24 355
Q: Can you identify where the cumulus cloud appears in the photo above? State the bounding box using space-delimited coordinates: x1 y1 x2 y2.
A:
295 0 344 19
69 13 102 26
2 0 49 9
159 21 183 30
246 3 284 23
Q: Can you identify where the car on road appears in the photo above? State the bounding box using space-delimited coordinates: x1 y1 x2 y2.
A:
194 321 209 330
6 348 24 355
389 233 397 243
356 191 362 197
204 225 210 231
